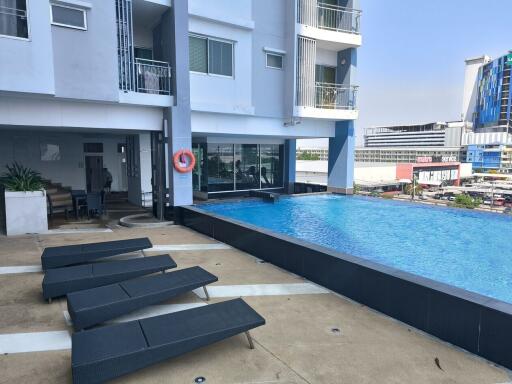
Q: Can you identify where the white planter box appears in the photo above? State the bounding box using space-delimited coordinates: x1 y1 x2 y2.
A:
3 190 48 236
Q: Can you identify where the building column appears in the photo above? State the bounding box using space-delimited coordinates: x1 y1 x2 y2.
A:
165 0 192 208
284 139 296 194
328 121 355 194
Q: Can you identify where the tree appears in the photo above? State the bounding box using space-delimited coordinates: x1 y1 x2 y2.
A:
404 183 423 197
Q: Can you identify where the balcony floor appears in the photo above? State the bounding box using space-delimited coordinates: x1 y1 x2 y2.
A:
0 226 508 383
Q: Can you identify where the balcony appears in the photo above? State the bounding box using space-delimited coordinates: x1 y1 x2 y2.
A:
315 82 358 110
295 81 358 120
297 0 362 49
134 58 171 95
116 0 173 106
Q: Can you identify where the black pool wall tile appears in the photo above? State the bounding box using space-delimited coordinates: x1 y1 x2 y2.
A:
479 306 512 368
181 206 512 370
426 290 481 354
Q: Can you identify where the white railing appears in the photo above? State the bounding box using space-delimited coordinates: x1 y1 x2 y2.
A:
134 58 171 95
298 0 361 35
315 82 358 110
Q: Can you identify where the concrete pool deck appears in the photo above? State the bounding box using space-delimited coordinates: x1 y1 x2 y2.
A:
0 226 510 383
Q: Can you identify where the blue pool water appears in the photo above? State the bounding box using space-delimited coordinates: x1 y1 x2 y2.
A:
202 194 512 303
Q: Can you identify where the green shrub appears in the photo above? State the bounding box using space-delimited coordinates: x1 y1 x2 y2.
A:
297 151 320 160
0 162 43 192
453 194 481 209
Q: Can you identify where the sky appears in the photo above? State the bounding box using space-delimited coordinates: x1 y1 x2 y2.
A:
299 0 512 148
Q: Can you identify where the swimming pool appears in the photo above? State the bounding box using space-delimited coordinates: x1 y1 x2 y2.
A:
201 194 512 304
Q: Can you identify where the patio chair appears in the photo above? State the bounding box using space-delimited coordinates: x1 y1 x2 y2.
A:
42 254 176 302
47 190 74 220
71 298 265 384
86 192 103 218
67 266 218 330
41 237 153 270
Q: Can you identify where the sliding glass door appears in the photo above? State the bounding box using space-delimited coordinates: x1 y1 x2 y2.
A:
206 144 234 192
235 144 259 190
204 143 283 193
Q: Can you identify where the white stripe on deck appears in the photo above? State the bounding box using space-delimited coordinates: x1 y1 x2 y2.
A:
42 228 113 235
0 265 42 275
146 243 231 252
194 283 329 299
0 331 71 354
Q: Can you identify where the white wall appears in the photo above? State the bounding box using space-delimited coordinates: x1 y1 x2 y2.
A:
354 163 397 183
0 0 55 95
189 15 254 115
0 96 164 131
461 56 491 123
192 112 336 138
0 130 86 190
316 48 338 67
462 131 512 145
460 163 473 178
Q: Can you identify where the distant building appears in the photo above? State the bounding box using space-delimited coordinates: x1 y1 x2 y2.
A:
355 121 466 163
296 148 329 161
472 53 512 133
462 52 512 172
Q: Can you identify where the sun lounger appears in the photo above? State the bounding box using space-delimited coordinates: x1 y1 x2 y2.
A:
42 255 176 302
71 298 265 384
67 266 218 330
41 237 153 270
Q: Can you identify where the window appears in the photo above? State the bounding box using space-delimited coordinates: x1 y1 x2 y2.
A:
315 64 336 83
266 53 283 69
51 4 87 30
0 0 29 39
134 47 152 60
83 143 103 153
189 34 233 77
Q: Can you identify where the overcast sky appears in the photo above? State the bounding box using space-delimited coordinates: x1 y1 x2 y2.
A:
298 0 512 148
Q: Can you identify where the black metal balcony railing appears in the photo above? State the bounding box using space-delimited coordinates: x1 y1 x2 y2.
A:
315 82 358 110
298 0 361 35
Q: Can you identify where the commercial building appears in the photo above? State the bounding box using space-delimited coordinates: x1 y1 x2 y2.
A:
0 0 362 218
297 159 471 189
355 121 466 163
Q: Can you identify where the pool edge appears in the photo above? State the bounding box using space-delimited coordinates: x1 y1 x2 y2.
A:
180 205 512 370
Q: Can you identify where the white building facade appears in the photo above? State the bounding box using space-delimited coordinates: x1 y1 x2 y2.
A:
0 0 361 219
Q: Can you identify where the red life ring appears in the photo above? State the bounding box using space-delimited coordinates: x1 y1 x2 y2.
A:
173 149 196 173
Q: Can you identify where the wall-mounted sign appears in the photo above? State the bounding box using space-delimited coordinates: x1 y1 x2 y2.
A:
418 169 458 183
416 156 432 163
507 54 512 66
441 156 457 162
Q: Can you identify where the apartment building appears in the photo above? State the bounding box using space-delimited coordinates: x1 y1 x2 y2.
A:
0 0 361 217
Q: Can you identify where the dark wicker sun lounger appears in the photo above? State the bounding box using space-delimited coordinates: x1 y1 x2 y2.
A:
41 237 153 270
72 298 265 384
67 266 218 330
42 255 176 302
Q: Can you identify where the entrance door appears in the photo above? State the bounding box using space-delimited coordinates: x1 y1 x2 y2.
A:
85 156 104 193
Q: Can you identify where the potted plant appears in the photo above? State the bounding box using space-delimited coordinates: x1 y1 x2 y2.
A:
0 162 48 236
